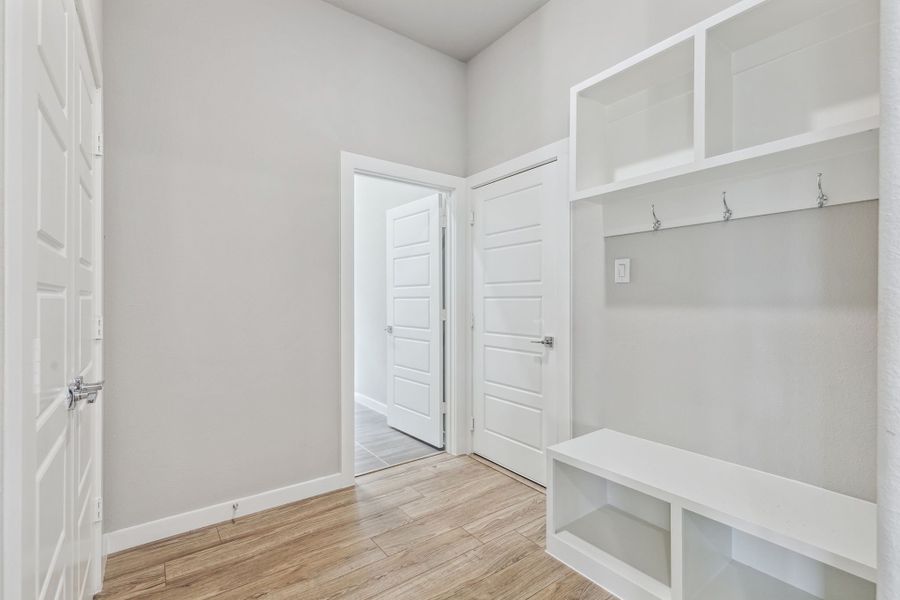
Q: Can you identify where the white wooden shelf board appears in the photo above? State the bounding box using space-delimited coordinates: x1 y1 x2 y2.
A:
573 117 878 204
690 561 822 600
548 430 876 582
561 505 671 587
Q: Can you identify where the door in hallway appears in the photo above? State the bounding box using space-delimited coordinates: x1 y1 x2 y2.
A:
472 160 566 485
4 1 104 597
384 194 445 448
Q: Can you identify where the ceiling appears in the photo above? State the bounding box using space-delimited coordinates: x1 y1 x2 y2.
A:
322 0 551 61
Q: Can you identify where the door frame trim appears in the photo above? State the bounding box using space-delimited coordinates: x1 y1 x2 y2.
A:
466 139 573 464
340 152 469 482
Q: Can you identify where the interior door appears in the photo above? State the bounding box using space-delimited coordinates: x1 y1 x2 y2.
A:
472 161 565 485
385 194 445 448
5 0 102 597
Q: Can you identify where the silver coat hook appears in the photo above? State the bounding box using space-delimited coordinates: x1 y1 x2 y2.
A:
651 204 661 231
817 173 828 208
722 191 732 221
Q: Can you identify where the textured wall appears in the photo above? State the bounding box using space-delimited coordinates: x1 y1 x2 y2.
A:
103 0 466 532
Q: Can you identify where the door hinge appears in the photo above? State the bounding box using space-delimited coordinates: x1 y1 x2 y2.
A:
440 206 449 229
94 316 104 340
441 308 448 322
94 132 104 157
469 210 475 227
94 497 103 522
470 417 476 432
441 401 447 414
470 314 475 331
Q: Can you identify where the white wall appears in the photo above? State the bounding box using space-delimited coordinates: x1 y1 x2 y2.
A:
466 0 740 174
354 175 436 410
468 0 878 500
103 0 466 533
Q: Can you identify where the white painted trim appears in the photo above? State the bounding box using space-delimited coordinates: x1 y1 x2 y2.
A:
355 392 386 416
468 139 569 190
103 472 347 554
466 139 573 452
341 152 469 480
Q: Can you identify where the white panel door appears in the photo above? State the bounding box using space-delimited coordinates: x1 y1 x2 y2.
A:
385 194 444 448
473 161 565 485
5 1 102 598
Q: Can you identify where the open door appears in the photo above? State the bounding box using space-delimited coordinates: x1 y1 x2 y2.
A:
384 194 444 448
3 0 104 597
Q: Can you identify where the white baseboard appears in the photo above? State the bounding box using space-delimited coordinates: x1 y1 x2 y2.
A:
355 392 386 415
103 471 350 554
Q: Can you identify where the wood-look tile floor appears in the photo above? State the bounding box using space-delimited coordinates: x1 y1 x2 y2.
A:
96 454 616 600
355 403 441 474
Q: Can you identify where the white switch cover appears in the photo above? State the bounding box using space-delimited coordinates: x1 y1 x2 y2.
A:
614 258 631 284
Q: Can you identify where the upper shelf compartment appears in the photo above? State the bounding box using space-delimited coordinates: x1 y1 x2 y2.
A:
705 0 879 157
571 0 881 212
573 35 696 194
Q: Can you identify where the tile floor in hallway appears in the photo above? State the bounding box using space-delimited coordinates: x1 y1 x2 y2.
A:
355 402 442 474
96 454 615 600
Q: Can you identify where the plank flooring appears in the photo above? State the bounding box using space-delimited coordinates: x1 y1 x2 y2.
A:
96 454 616 600
355 403 441 474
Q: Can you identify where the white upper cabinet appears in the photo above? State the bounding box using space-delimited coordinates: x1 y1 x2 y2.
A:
571 0 880 236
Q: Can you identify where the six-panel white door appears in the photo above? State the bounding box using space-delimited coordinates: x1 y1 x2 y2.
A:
472 162 565 485
7 0 102 597
385 194 444 448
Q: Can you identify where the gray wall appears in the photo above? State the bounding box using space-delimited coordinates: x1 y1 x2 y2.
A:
103 0 466 532
467 0 740 174
573 201 877 499
354 175 436 409
468 0 878 499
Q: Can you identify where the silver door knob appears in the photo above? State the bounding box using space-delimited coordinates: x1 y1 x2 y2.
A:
67 376 104 408
530 336 554 348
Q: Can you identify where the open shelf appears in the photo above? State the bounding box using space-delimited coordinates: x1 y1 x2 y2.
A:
569 0 880 235
705 0 879 157
684 511 875 600
574 36 695 193
562 506 671 587
552 461 671 594
547 430 877 600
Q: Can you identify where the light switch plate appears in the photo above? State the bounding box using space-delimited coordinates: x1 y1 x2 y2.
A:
614 258 631 284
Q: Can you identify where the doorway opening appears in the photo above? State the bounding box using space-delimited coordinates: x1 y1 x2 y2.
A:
340 152 469 483
353 174 446 474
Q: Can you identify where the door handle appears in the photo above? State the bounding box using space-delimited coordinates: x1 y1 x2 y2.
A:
385 325 393 334
530 336 554 349
67 376 104 409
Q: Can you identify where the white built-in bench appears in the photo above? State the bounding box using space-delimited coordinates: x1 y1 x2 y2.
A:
546 429 877 600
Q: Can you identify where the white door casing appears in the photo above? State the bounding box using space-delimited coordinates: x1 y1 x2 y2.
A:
3 0 103 598
385 194 444 448
472 156 568 485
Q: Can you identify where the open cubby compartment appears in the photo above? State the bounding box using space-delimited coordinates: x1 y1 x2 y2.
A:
705 0 880 157
575 37 695 193
553 461 671 588
683 511 876 600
